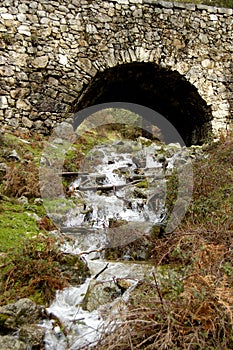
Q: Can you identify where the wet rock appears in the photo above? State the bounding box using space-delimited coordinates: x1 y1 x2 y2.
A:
34 198 43 205
0 298 42 332
17 196 29 205
95 174 106 184
0 162 8 179
0 299 45 349
0 335 27 350
117 142 134 153
19 324 45 349
138 136 154 146
58 253 90 285
105 233 154 261
132 151 146 168
133 187 148 199
82 280 122 312
6 149 20 161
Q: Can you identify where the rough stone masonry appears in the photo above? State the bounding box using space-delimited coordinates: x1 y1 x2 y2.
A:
0 0 232 143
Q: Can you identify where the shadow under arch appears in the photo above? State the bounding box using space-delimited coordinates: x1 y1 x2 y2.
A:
73 62 213 146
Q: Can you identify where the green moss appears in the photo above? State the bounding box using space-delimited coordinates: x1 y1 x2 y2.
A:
174 0 233 8
60 254 82 267
135 180 148 189
0 202 39 252
43 197 76 214
29 290 45 305
0 313 9 327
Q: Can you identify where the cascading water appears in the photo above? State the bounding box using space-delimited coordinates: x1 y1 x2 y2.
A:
41 138 186 349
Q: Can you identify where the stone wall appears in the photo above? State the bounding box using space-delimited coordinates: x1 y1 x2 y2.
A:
0 0 232 139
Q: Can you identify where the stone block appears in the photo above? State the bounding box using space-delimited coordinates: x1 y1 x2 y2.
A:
0 96 8 109
32 55 48 68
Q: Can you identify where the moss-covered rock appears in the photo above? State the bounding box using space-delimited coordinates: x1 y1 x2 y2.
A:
0 335 27 350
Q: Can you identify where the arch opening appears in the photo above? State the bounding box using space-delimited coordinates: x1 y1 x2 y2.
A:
74 62 213 146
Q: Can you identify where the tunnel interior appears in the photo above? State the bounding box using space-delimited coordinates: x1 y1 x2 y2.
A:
74 62 213 146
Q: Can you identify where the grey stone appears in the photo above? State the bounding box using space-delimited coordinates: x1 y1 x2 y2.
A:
17 196 29 205
158 0 173 8
53 122 76 142
0 96 8 109
19 324 45 348
7 149 21 161
16 100 31 111
22 116 33 128
18 4 28 13
83 280 122 312
32 55 48 68
1 13 14 20
217 7 233 14
0 336 27 350
8 118 19 128
17 13 27 22
17 25 31 36
209 14 218 20
199 33 209 44
0 298 41 331
0 162 9 176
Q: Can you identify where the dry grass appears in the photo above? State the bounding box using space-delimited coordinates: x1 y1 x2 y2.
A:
3 161 41 198
96 133 233 349
97 233 233 349
0 234 90 306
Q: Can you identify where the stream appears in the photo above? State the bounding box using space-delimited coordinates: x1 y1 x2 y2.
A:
40 137 191 349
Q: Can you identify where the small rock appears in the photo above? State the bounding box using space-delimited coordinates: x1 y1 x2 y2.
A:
1 13 14 20
53 137 64 145
201 58 214 69
19 324 45 349
0 96 8 109
0 162 8 176
209 14 218 21
7 150 20 161
22 116 33 128
34 198 43 205
58 54 68 65
0 335 27 350
17 13 27 22
17 25 31 36
83 280 121 312
0 298 42 331
16 100 31 111
32 56 48 68
199 33 208 44
17 196 28 205
53 122 75 142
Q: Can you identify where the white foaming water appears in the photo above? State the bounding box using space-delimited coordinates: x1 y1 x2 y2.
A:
42 140 174 349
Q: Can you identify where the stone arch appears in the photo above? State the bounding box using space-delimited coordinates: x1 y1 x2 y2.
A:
73 62 213 146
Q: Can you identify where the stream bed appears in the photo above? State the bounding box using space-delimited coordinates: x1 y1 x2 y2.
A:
41 137 192 349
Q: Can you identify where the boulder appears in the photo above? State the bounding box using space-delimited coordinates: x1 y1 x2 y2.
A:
19 324 45 348
0 335 27 350
82 280 122 312
0 298 42 332
0 299 44 349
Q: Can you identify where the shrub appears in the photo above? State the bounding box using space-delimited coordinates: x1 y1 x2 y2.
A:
0 235 89 306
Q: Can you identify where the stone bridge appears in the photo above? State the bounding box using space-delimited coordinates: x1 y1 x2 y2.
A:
0 0 232 145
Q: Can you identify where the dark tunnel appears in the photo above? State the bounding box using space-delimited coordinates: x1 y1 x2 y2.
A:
73 62 213 146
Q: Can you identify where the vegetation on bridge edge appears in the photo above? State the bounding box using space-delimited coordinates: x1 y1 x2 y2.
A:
176 0 233 8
